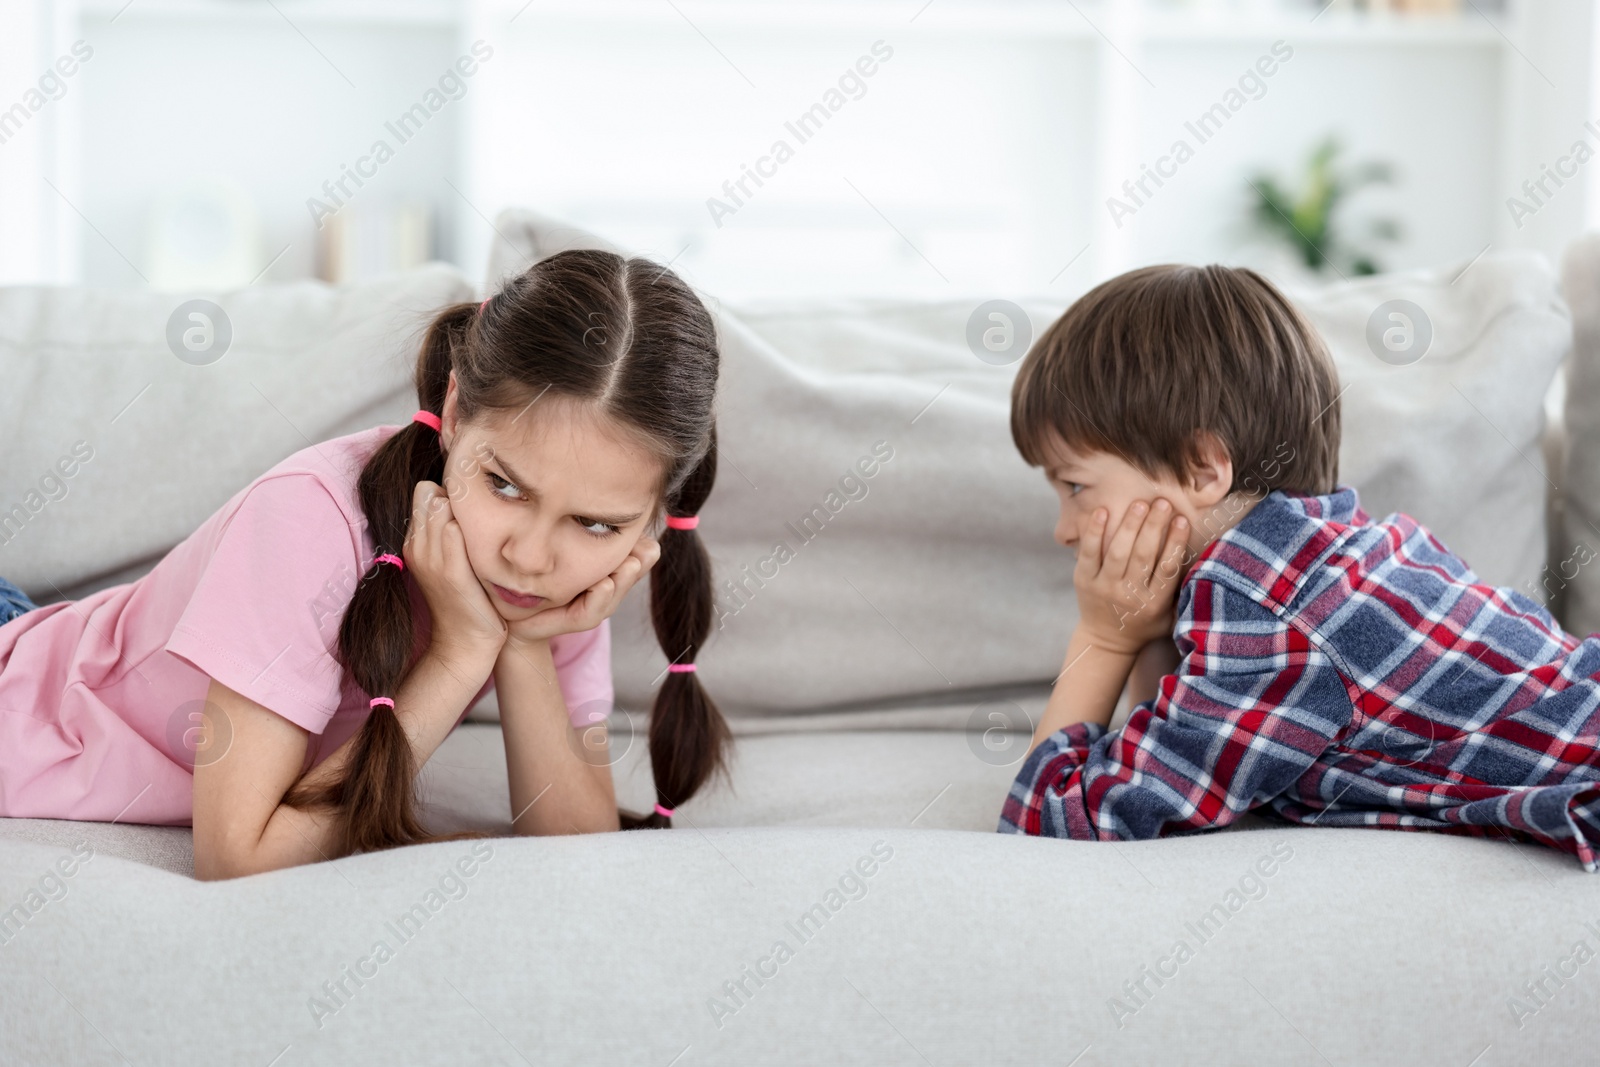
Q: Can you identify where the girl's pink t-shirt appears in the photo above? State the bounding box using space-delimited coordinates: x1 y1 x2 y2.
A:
0 424 614 826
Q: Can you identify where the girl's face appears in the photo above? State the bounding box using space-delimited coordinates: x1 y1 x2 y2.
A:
437 373 664 618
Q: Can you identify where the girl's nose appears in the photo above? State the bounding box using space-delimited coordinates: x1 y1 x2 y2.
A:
507 530 556 579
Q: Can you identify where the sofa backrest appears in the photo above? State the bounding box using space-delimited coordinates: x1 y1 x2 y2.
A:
0 267 476 600
485 210 1571 718
0 219 1571 722
1558 232 1600 637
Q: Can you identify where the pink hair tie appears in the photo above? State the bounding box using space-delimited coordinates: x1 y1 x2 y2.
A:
479 297 490 313
668 663 696 673
413 409 442 432
664 514 699 530
370 697 395 710
373 553 404 572
653 802 676 818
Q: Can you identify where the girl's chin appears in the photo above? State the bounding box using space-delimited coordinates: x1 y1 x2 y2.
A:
497 600 550 615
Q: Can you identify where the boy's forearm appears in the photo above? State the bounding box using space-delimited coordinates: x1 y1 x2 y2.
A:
1029 627 1138 754
495 638 620 836
1127 637 1182 709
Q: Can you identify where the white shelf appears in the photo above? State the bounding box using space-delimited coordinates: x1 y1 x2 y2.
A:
76 0 462 26
1140 10 1505 44
74 0 1508 45
51 0 1561 298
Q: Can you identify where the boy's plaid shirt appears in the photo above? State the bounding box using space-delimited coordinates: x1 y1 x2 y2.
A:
999 484 1600 871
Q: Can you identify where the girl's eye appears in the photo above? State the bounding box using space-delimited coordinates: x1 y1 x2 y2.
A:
1059 479 1085 497
487 473 619 538
486 472 523 501
576 517 621 539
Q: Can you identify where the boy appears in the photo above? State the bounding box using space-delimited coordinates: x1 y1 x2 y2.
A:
999 263 1600 872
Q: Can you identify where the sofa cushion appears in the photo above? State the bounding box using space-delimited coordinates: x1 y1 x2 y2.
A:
0 816 191 876
0 694 1077 878
426 698 1277 838
1559 233 1600 637
0 264 476 599
483 211 1570 722
0 686 1264 880
1281 250 1569 611
485 209 1075 717
0 817 1587 1062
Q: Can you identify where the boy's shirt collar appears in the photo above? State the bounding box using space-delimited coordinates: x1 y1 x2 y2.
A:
1180 483 1367 592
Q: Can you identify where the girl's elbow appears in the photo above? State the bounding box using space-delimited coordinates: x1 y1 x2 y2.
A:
513 804 621 837
192 841 254 881
192 829 299 881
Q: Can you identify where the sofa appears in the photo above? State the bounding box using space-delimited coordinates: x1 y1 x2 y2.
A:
1 208 1597 1064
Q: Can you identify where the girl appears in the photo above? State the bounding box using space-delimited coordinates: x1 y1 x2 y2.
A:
0 248 731 879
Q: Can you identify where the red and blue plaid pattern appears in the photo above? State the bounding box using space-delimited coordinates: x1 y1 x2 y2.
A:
999 484 1600 872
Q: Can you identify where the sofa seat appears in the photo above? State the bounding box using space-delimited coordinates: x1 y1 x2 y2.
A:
0 790 1580 1064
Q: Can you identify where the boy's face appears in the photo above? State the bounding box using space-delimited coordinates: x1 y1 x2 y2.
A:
1037 434 1238 564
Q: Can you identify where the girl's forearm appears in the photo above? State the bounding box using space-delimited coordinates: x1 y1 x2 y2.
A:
1028 627 1139 755
250 645 497 873
494 638 621 836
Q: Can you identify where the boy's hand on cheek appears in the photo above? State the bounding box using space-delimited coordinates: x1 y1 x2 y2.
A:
1073 497 1188 656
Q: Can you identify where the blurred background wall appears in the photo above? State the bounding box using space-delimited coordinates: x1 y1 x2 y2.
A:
0 0 1593 300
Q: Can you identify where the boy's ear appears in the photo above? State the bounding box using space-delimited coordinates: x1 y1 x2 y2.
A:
1185 430 1235 508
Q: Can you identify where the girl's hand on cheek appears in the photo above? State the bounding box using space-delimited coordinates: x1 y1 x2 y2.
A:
504 535 662 650
1073 497 1188 656
406 481 507 662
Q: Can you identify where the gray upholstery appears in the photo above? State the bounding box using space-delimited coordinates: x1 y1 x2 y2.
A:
0 813 1586 1064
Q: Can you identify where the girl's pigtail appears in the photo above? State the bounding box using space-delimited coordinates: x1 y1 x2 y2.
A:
621 426 731 829
281 301 490 856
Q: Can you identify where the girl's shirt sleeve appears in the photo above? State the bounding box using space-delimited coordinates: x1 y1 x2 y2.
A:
998 577 1357 840
165 474 360 735
549 618 615 728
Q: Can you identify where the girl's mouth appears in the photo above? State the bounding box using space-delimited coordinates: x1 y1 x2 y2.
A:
492 583 544 609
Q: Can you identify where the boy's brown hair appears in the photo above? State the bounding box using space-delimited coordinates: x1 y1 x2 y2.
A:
1011 263 1342 498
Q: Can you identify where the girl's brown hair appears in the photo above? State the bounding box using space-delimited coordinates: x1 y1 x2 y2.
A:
282 248 730 855
1011 263 1342 496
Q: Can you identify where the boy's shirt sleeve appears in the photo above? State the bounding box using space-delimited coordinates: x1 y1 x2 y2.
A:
998 577 1357 840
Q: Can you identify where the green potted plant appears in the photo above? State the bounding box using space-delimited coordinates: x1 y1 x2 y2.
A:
1244 135 1401 277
